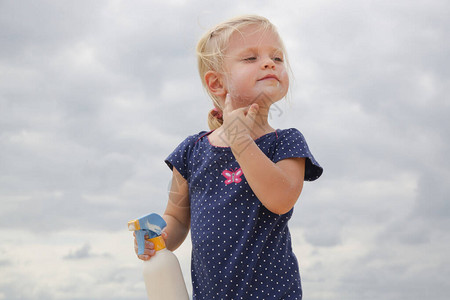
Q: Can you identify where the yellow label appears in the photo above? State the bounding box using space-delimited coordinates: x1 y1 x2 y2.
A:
147 236 166 251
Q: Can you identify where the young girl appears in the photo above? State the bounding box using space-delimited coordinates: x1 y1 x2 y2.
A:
135 15 323 299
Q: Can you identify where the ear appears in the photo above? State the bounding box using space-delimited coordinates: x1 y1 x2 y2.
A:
204 71 227 97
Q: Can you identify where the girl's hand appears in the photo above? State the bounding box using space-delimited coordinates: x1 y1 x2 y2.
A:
222 94 259 147
133 230 168 261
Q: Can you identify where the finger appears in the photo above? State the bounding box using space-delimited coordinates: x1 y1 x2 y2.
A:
135 245 156 257
223 93 233 113
138 254 152 261
236 104 252 116
134 241 154 254
161 231 168 240
133 235 151 247
135 245 156 255
143 248 156 255
246 103 259 119
145 241 155 250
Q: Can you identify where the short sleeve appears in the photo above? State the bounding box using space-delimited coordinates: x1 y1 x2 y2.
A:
272 128 323 181
164 133 202 181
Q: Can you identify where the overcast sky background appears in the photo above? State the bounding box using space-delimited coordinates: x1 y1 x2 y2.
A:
1 0 449 299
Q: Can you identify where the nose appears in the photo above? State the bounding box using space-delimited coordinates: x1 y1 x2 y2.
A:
262 57 275 69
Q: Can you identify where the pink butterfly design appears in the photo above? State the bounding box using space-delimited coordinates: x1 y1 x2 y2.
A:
222 168 244 185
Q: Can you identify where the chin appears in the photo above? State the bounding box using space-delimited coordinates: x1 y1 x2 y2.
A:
255 90 286 105
228 88 286 108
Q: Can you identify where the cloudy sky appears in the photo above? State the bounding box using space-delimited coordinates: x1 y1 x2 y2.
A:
1 0 449 299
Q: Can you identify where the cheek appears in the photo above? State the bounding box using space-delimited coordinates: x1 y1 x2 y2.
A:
225 73 250 95
279 69 290 92
225 80 257 107
280 69 289 84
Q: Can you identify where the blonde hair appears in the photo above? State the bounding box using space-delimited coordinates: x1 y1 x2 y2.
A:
196 15 289 130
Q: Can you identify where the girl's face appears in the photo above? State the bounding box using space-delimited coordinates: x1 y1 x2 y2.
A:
221 25 289 108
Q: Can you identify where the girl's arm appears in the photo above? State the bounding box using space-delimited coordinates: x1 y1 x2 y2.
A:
163 167 190 251
231 137 305 215
136 168 190 260
223 96 305 215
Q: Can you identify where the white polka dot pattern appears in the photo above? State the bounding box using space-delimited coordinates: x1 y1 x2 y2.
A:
165 128 322 299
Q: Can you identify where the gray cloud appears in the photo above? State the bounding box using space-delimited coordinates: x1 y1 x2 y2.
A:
64 243 110 260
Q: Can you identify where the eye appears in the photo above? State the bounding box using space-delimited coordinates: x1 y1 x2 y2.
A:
243 56 257 62
273 56 284 63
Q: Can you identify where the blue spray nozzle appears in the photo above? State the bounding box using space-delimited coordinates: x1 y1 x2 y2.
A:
128 213 167 255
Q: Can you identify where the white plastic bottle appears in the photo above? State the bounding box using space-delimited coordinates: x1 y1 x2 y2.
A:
142 235 189 300
128 213 189 300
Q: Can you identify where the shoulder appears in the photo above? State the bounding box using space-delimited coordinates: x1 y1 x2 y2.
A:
272 128 308 152
178 130 210 146
276 128 305 141
165 130 210 172
167 131 210 158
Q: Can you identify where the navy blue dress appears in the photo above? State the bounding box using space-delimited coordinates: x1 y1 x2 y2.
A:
165 128 322 300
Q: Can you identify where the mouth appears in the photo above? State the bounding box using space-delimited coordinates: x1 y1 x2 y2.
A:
258 74 279 81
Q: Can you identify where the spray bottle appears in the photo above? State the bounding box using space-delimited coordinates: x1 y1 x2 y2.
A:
128 213 189 300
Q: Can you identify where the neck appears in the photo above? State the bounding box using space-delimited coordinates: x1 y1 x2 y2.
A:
251 106 275 135
226 110 275 141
